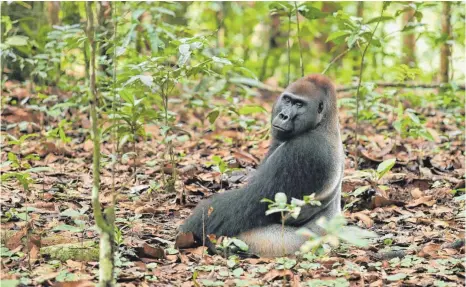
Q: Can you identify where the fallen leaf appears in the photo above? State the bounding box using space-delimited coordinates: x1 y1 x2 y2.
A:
6 226 27 250
410 188 423 199
263 269 293 282
407 196 435 208
53 281 95 287
233 150 260 165
418 243 441 258
135 243 165 259
134 206 157 214
175 232 196 249
352 211 374 228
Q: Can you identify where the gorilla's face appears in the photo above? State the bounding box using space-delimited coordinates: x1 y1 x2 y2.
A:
271 90 326 141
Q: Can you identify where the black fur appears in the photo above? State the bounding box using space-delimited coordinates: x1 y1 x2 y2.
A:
178 75 344 250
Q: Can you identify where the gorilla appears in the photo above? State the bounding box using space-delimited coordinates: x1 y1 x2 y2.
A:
177 74 344 257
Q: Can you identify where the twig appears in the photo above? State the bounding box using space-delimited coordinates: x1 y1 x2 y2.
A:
294 2 304 77
322 48 351 75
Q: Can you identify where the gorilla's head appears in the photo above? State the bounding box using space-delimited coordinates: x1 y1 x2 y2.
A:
271 75 337 141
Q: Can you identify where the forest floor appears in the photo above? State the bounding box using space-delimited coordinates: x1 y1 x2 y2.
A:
1 80 465 287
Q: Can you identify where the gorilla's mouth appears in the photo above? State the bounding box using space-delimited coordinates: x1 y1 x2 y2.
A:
272 125 292 133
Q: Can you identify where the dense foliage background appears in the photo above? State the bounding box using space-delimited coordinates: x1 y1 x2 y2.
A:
1 2 464 286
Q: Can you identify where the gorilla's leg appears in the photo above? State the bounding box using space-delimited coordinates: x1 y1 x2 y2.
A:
238 224 307 257
238 197 341 257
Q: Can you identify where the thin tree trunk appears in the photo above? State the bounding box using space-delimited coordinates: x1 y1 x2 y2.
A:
86 3 115 286
440 2 451 83
402 3 416 67
47 2 60 25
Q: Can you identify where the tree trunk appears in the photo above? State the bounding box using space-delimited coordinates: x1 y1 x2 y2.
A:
402 3 416 67
47 2 60 25
440 2 451 83
86 3 115 286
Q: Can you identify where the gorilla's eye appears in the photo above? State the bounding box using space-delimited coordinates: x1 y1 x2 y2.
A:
283 96 291 103
295 102 303 108
318 102 324 114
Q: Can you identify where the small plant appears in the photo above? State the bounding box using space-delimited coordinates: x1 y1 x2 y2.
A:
262 192 321 255
393 64 422 82
393 103 434 141
46 119 72 173
1 134 50 192
106 91 156 182
206 155 241 189
344 158 397 209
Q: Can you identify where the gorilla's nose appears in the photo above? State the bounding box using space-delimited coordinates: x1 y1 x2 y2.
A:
278 113 289 121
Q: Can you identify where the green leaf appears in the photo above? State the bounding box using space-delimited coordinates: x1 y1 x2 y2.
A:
7 152 18 163
60 209 82 218
274 192 287 204
299 5 327 20
179 44 190 55
326 31 350 43
269 2 293 12
212 56 232 65
366 16 394 25
352 185 370 197
5 35 29 46
25 167 52 173
238 105 266 115
207 109 220 124
290 198 306 207
53 224 83 233
260 198 275 204
153 7 176 17
0 280 20 287
419 130 434 141
376 158 396 180
230 238 249 251
338 226 378 247
386 273 407 281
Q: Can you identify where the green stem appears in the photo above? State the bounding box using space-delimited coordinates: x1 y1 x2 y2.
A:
354 5 385 169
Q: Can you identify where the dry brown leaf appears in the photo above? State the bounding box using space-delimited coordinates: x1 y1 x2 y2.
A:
407 195 436 208
371 195 405 209
29 244 40 263
419 243 441 258
233 150 260 165
263 269 293 282
83 140 93 152
134 206 157 214
136 243 165 259
175 232 196 249
25 201 57 212
6 226 27 250
52 280 95 287
352 211 374 228
410 188 423 199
